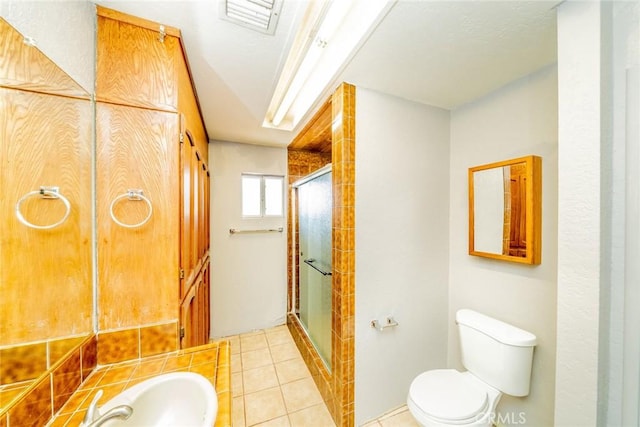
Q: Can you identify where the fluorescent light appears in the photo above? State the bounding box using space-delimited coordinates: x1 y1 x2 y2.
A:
264 0 396 131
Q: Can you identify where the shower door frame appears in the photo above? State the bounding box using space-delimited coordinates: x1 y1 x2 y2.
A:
290 164 333 371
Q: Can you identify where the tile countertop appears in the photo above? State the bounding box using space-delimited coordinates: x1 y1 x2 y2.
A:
47 340 231 427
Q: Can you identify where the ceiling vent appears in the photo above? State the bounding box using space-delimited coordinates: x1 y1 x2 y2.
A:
220 0 283 35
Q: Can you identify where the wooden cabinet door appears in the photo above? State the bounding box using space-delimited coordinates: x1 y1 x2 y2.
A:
96 14 179 111
180 282 198 349
180 131 198 296
0 19 89 98
180 261 210 348
508 165 527 257
200 261 211 342
0 88 92 344
97 103 180 331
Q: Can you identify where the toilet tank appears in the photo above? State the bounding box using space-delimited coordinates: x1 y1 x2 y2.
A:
456 309 537 397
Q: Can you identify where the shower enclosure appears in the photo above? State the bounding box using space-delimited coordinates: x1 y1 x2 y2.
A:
292 164 332 369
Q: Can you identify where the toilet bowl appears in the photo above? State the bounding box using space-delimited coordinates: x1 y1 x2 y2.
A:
406 309 537 427
407 369 501 427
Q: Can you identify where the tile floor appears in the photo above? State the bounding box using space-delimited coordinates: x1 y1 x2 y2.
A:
229 325 419 427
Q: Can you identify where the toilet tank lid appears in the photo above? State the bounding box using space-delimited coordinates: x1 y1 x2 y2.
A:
456 309 537 347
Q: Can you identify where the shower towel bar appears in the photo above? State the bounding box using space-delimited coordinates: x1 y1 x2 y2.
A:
229 227 283 234
303 258 332 276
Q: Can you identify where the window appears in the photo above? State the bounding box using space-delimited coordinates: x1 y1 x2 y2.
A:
242 174 284 217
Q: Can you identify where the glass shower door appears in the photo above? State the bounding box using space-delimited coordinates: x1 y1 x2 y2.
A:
297 168 332 369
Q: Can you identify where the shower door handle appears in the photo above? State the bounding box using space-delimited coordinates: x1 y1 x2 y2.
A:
303 258 332 276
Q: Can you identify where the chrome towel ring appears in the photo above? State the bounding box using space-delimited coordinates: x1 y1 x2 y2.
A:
109 189 153 228
15 186 71 230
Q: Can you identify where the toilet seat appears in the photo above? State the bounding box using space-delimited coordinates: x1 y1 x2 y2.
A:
408 369 489 425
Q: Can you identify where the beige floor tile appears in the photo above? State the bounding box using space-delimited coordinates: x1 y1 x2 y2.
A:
270 342 301 363
232 372 244 397
379 407 420 427
241 333 269 352
288 403 335 427
242 347 274 370
254 415 291 427
244 387 287 426
233 395 246 427
271 342 302 363
275 358 311 385
280 377 323 413
232 353 242 374
227 335 240 355
378 405 410 420
264 325 289 335
361 422 382 427
266 329 294 347
243 364 280 394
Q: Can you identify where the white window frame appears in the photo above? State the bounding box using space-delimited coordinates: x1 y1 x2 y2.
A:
241 173 284 218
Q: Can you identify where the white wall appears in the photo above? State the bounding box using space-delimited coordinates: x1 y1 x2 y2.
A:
1 0 96 92
554 1 640 425
555 2 609 425
209 140 288 337
448 65 558 426
354 88 450 425
605 2 640 425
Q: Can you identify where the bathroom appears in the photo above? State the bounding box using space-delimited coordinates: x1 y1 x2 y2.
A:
1 1 639 427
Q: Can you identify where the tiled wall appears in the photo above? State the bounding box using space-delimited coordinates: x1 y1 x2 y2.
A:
0 322 221 427
0 334 91 413
0 321 178 425
286 83 356 427
329 83 356 427
48 341 231 427
0 335 97 426
97 321 179 365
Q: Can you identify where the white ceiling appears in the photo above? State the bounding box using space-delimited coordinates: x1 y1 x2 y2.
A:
96 0 558 148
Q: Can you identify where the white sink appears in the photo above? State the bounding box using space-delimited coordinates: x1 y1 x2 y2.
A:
96 372 217 426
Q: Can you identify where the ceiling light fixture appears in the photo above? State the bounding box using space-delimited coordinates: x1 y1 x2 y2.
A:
264 0 396 131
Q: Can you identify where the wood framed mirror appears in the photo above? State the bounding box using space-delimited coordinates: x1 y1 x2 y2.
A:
469 155 541 265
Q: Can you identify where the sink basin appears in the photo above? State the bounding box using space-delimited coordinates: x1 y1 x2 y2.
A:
97 372 217 426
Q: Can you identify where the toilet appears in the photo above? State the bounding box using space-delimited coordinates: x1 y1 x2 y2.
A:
407 309 537 427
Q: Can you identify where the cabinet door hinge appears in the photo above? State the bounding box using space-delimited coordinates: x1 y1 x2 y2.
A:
179 268 185 279
179 326 185 339
179 132 184 144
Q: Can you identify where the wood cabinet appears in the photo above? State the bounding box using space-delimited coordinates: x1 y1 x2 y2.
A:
96 103 180 329
96 8 179 111
507 163 527 258
96 7 210 348
0 88 92 344
179 259 210 348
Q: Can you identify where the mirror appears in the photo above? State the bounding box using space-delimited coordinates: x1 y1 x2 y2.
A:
469 155 541 264
0 12 94 411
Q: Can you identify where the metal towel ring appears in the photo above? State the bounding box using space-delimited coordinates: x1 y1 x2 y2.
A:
15 187 71 230
109 189 153 228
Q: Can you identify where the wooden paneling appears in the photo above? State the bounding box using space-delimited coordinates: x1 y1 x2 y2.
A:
0 88 92 344
176 43 208 156
96 14 179 111
96 6 181 38
180 282 198 349
95 7 210 346
180 261 210 349
96 103 180 330
0 18 89 98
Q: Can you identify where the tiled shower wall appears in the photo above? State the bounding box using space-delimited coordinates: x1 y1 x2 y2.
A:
287 83 356 427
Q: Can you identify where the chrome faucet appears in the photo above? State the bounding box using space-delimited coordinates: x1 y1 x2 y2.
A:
81 390 134 427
